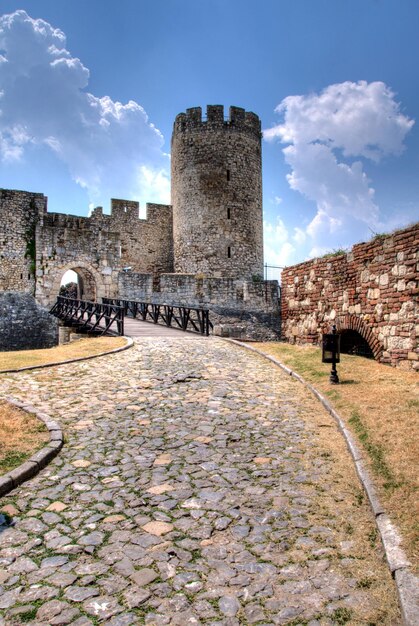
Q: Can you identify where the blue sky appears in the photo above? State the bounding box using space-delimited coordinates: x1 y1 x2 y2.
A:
1 0 418 276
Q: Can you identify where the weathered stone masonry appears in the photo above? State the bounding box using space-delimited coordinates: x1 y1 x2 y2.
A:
0 189 174 308
172 105 263 280
0 189 46 295
0 292 58 350
281 223 419 369
118 272 280 340
36 198 173 307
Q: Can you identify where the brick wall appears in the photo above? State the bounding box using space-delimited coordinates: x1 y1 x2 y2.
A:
281 223 419 369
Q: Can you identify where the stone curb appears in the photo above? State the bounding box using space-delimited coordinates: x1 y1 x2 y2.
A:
0 336 134 374
0 398 64 498
224 338 419 626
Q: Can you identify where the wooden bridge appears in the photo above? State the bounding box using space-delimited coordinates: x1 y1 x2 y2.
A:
50 296 212 338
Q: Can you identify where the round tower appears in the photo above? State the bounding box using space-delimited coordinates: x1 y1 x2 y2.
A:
171 105 263 280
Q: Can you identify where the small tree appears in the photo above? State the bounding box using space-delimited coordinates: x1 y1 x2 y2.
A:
59 282 78 298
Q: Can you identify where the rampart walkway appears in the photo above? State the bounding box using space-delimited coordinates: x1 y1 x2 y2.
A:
0 338 399 624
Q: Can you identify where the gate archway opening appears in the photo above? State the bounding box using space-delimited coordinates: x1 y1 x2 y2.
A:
339 329 374 359
59 267 97 302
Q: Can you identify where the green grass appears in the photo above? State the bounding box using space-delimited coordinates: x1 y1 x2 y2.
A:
321 248 348 258
17 608 38 622
348 410 399 490
332 607 353 624
0 450 29 473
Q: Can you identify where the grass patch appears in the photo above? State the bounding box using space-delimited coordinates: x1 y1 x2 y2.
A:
252 341 419 568
332 607 353 624
0 336 127 372
18 608 38 622
321 247 348 258
349 410 399 489
0 401 49 473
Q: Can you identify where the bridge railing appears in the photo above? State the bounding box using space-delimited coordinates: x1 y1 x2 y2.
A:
103 298 212 336
50 296 125 336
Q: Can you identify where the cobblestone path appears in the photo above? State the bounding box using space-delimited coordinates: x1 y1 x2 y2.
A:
0 338 399 625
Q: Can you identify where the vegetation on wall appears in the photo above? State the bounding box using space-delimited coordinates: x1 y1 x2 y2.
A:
320 248 348 259
24 200 39 279
24 229 36 276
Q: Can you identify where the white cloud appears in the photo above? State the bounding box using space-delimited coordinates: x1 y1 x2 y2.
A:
0 10 169 207
136 166 171 217
293 227 306 245
265 81 414 253
263 217 308 273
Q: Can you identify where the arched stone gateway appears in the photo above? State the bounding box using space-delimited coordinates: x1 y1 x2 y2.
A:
59 267 97 301
36 262 108 308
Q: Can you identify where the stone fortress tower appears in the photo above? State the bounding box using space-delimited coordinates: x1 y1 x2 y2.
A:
171 105 264 280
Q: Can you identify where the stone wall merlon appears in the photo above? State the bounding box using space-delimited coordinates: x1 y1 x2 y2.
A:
146 203 173 223
174 105 261 136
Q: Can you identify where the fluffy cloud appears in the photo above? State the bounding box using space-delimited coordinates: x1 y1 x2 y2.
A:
265 81 414 254
263 217 301 279
0 10 169 206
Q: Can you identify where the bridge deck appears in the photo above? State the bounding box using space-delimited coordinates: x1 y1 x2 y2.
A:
123 317 208 338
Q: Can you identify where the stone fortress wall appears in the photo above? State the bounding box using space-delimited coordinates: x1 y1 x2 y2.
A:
0 189 46 295
0 292 58 351
36 198 174 307
0 189 175 308
281 222 419 369
0 105 280 344
171 105 264 280
118 272 280 339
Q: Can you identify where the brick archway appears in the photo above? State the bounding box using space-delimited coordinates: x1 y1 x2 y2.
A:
336 314 383 361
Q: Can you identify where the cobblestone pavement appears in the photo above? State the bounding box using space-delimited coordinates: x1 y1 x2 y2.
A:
0 338 400 625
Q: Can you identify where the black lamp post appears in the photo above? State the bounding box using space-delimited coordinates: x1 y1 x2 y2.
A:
322 324 341 384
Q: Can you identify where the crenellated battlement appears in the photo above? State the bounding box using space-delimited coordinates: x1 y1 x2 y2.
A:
111 198 140 220
173 105 261 136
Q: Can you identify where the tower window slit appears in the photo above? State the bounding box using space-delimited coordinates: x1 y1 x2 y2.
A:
226 169 230 181
228 246 231 258
227 207 231 219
